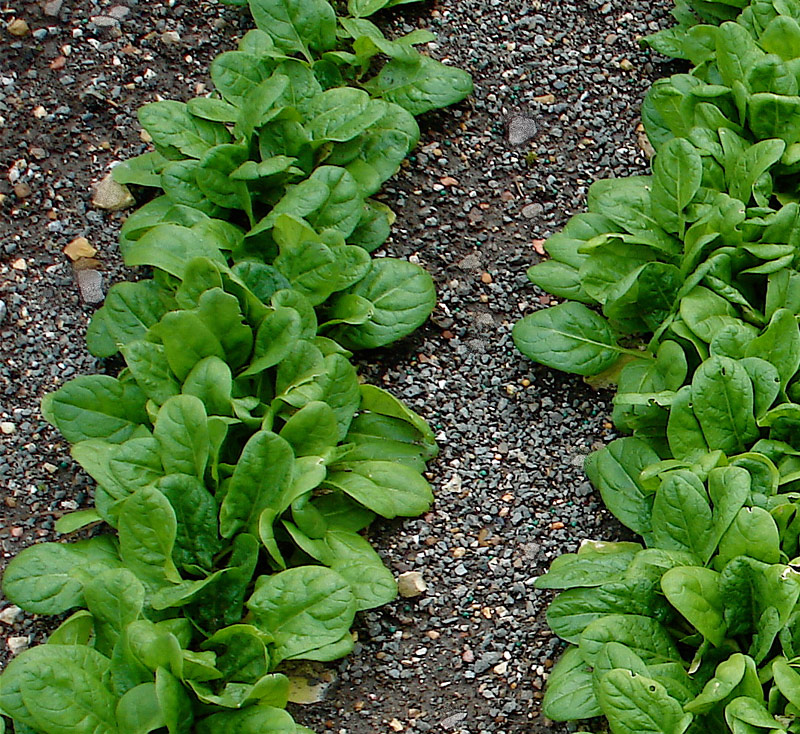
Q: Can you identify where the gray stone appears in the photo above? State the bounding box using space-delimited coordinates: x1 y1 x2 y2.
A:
506 114 537 145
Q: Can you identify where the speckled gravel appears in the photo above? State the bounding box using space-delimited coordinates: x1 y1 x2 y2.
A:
1 0 673 731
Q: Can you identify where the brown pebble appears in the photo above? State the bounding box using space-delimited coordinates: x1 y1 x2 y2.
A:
442 330 454 340
440 176 458 187
13 183 31 199
10 527 23 537
550 522 565 530
7 18 30 36
49 55 66 70
481 272 493 284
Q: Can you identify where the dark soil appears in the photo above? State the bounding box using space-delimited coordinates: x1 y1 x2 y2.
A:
1 0 673 732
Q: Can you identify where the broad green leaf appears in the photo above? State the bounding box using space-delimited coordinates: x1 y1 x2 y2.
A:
42 375 148 444
247 566 356 662
513 302 635 377
122 341 181 405
535 544 641 590
585 438 660 538
652 471 715 562
541 646 602 721
324 460 432 518
746 308 800 390
597 669 691 734
691 356 759 454
115 683 165 734
330 259 436 349
182 356 234 417
194 703 298 734
210 52 274 105
362 54 473 116
749 93 800 145
651 137 703 235
158 474 222 571
579 614 680 667
717 506 781 565
249 0 336 60
118 487 180 590
139 101 231 158
153 395 209 479
546 578 669 643
306 88 384 143
2 645 119 734
88 281 175 357
280 401 339 456
241 307 303 377
219 431 295 537
124 223 227 279
661 567 726 646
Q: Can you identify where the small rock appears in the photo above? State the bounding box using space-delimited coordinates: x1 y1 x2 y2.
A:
533 93 556 105
0 606 22 625
74 264 105 304
7 18 30 36
49 55 66 70
506 115 537 145
109 5 130 19
389 720 404 732
397 571 427 598
0 300 6 324
92 173 135 210
480 272 493 284
91 15 119 27
13 182 31 199
462 649 475 663
440 176 458 187
440 713 468 730
11 258 27 271
64 236 97 261
620 58 634 71
442 474 462 493
43 462 58 474
43 0 63 16
493 661 509 675
521 203 543 219
7 636 29 655
637 128 655 159
161 30 181 45
0 422 15 435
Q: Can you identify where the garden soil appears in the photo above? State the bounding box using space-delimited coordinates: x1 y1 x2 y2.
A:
0 0 674 731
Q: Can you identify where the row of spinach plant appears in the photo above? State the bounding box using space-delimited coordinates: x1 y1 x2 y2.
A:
0 1 472 732
513 0 800 731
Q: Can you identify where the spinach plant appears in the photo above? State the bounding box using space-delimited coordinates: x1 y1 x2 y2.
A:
513 1 800 732
0 1 472 732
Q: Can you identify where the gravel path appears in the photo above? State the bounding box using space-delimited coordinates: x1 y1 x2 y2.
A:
1 0 672 731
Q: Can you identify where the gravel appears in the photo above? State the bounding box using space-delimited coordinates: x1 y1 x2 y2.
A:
1 0 674 731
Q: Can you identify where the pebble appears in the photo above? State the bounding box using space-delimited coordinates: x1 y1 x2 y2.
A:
13 183 31 199
74 264 105 304
7 636 29 655
64 237 98 261
43 0 64 17
397 571 427 598
522 203 544 219
506 115 537 145
7 18 29 37
0 606 22 625
0 422 16 435
91 173 135 210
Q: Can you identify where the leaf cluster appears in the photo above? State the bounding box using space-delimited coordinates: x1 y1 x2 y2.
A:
512 0 800 732
0 1 472 733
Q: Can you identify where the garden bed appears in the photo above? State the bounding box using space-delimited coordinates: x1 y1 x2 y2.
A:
0 0 670 731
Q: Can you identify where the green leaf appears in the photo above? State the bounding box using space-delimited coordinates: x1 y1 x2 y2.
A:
280 401 339 456
330 259 436 349
691 356 759 454
249 0 337 61
651 137 703 235
195 704 298 734
118 487 180 590
158 474 222 571
749 93 800 145
116 683 165 734
84 568 145 634
112 151 169 187
88 280 175 357
546 578 669 644
219 431 295 537
139 101 231 159
324 460 433 518
247 566 356 662
717 506 781 565
651 471 715 562
661 566 726 646
55 509 102 534
1 645 119 734
513 302 635 377
124 223 227 279
597 669 691 734
306 88 385 143
746 308 800 390
41 375 148 444
182 356 234 417
584 438 660 538
122 341 181 406
241 307 303 377
210 52 274 105
362 54 473 116
535 544 641 590
580 614 680 667
541 646 602 721
153 396 210 479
